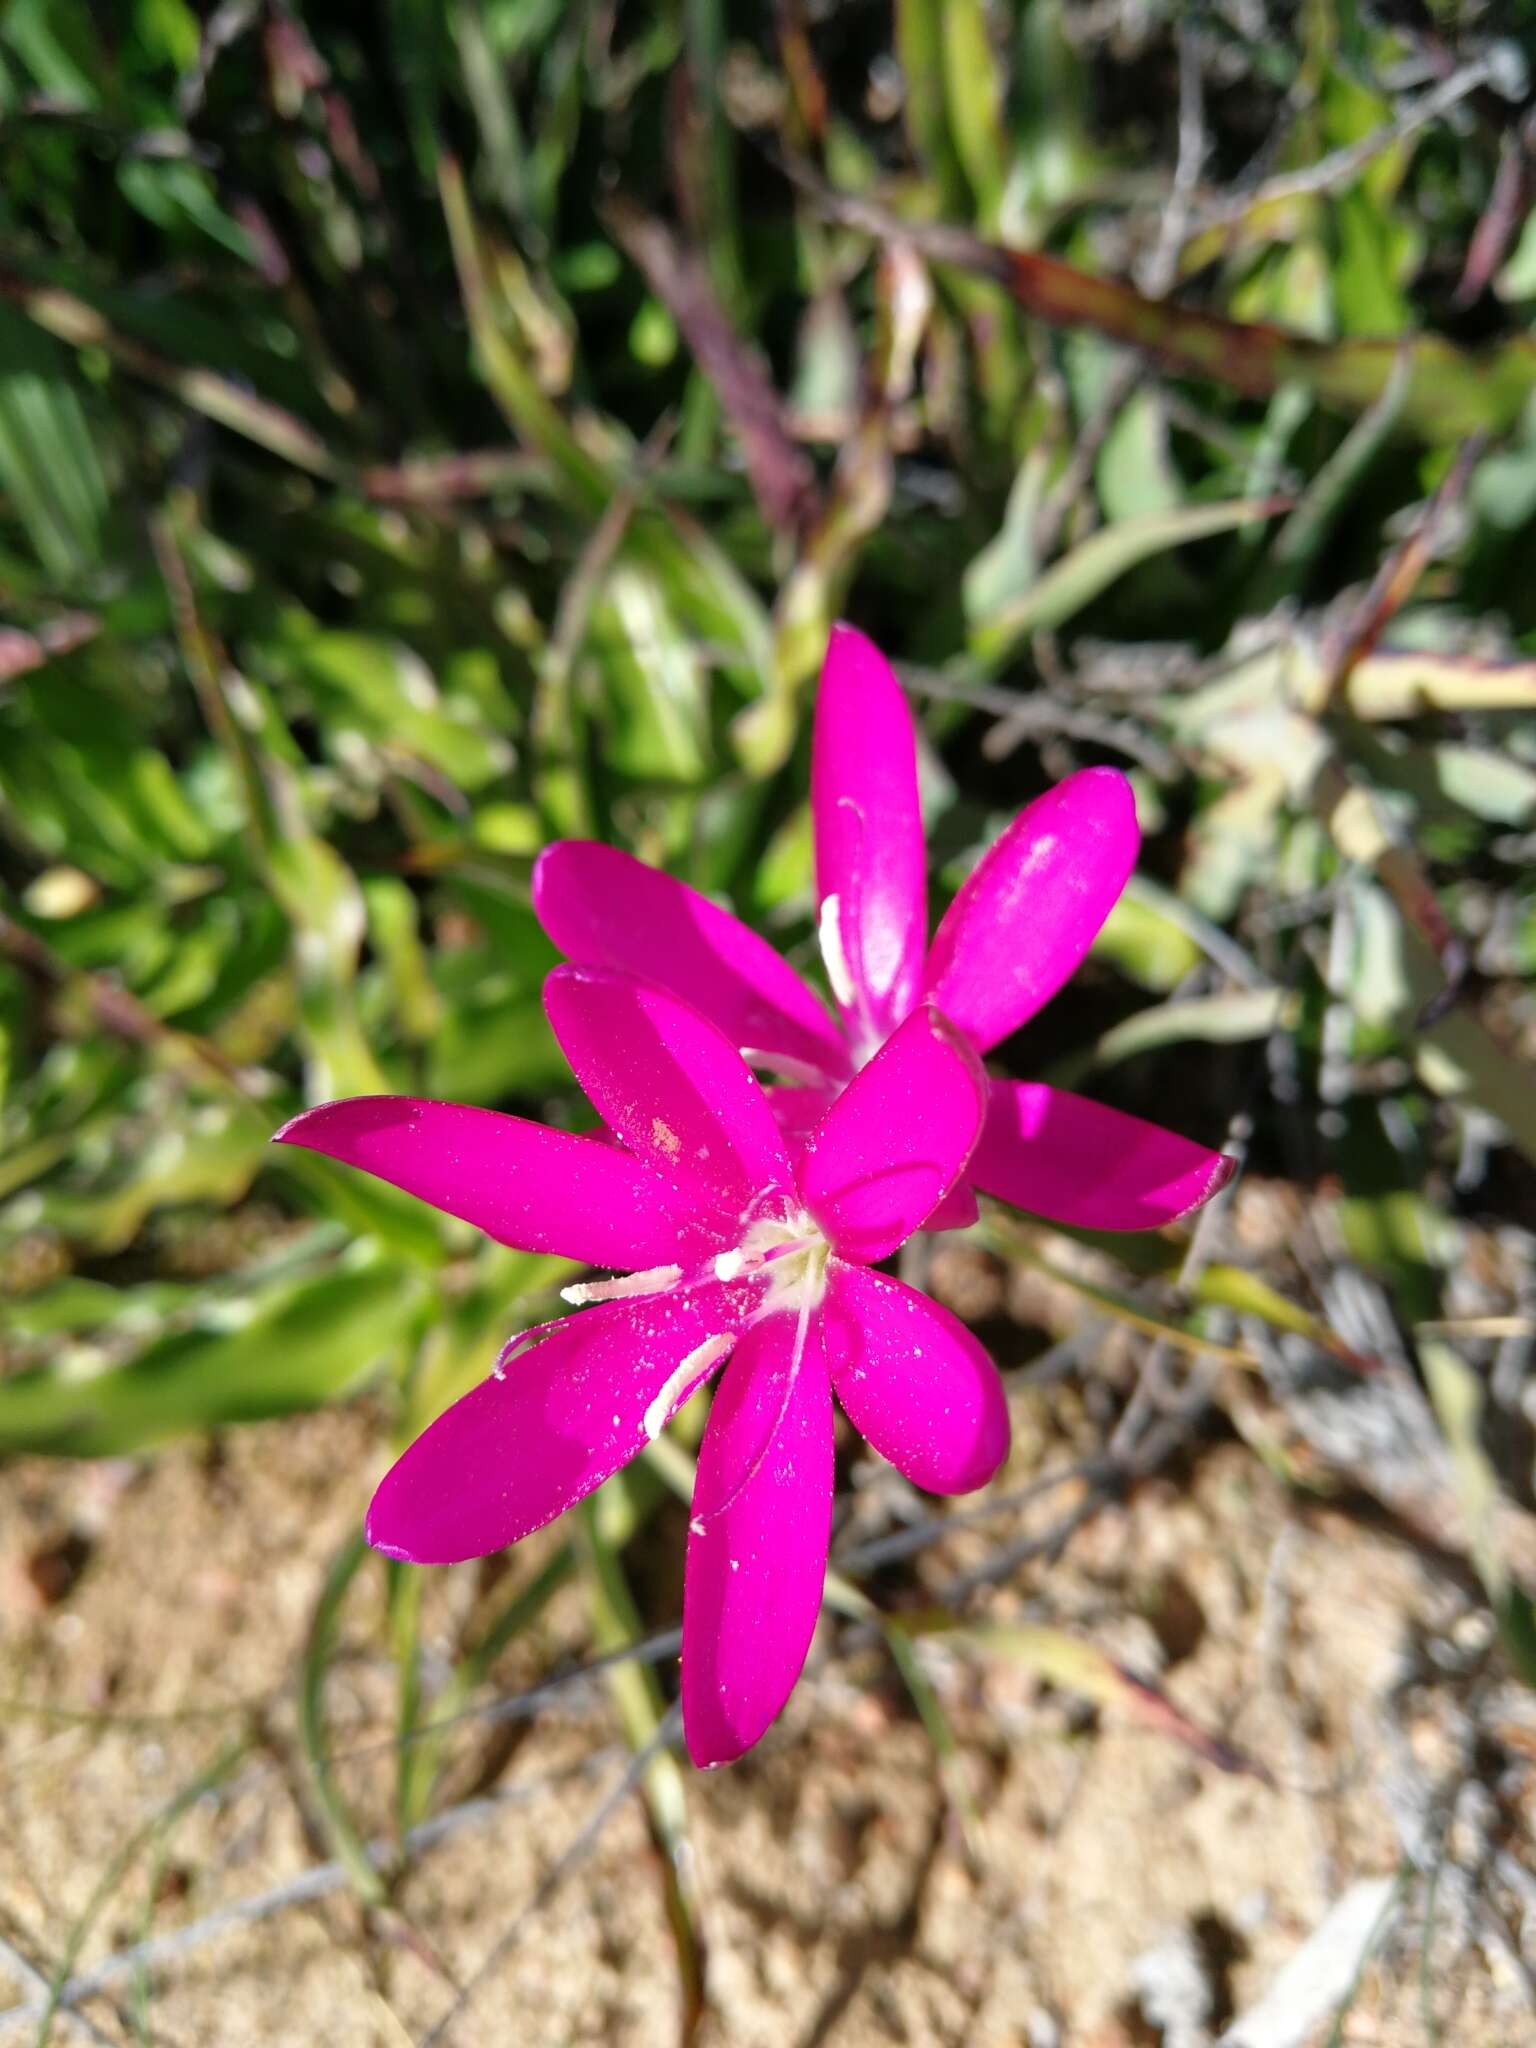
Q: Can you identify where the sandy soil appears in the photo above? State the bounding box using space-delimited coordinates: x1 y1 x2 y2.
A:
3 1224 1535 2048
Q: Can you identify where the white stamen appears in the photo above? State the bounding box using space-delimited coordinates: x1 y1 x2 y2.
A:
714 1213 828 1306
642 1333 734 1442
817 893 858 1010
492 1316 561 1377
561 1263 681 1306
753 1219 828 1319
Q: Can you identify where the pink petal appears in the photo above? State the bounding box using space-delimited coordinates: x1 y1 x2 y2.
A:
970 1079 1237 1230
797 1004 986 1265
771 1085 980 1232
534 840 849 1083
813 625 928 1042
367 1284 744 1564
766 1082 839 1148
923 767 1139 1053
923 1182 979 1232
682 1310 834 1766
274 1096 697 1269
544 966 794 1228
822 1263 1009 1494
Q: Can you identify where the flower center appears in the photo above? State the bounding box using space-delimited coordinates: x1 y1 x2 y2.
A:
717 1207 831 1317
559 1206 832 1321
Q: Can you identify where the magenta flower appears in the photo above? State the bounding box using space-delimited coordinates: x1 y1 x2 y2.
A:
534 625 1234 1234
275 965 1007 1765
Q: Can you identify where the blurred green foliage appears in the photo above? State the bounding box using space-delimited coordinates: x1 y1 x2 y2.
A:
0 0 1534 1496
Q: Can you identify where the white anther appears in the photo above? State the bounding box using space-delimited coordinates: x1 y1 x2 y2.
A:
560 1263 682 1306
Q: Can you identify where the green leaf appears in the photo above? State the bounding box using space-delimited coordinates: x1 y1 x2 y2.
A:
363 876 444 1043
404 1245 576 1435
962 453 1047 628
1432 745 1536 827
941 0 1007 224
264 623 514 792
969 498 1282 663
301 1533 389 1905
0 1256 421 1454
1048 989 1297 1087
578 1489 706 2034
1091 892 1202 994
1420 1341 1536 1688
0 298 108 579
916 223 1536 439
895 0 966 212
925 1615 1268 1778
1195 1264 1375 1370
5 1097 269 1253
589 567 711 782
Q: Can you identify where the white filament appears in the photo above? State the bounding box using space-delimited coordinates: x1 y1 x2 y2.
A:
560 1263 682 1306
642 1333 735 1442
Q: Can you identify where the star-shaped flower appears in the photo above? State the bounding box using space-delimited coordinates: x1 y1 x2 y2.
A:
534 625 1235 1234
276 966 1006 1764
